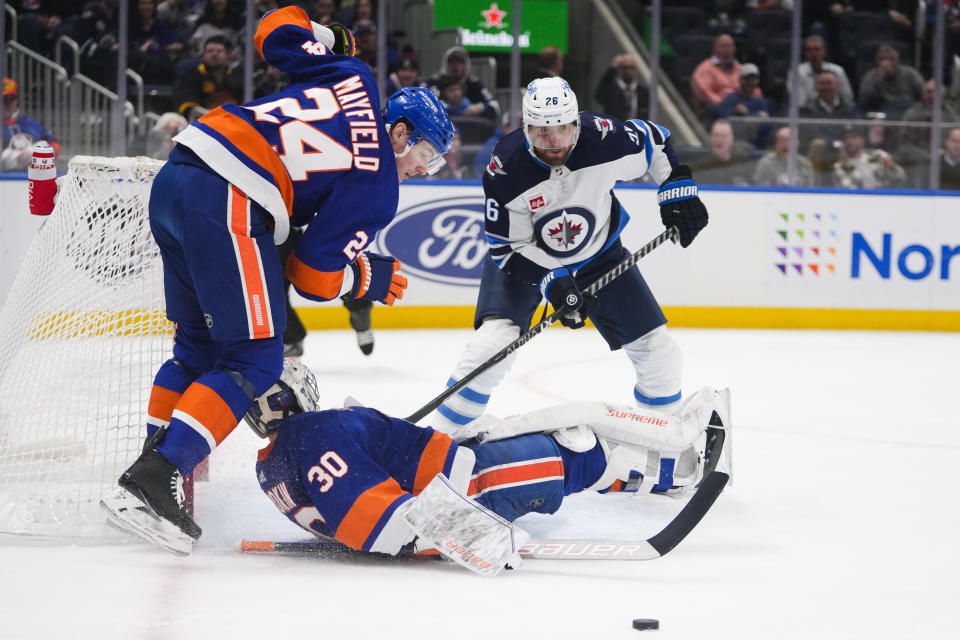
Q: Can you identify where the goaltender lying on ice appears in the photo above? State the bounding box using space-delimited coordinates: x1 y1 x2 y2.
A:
102 360 732 576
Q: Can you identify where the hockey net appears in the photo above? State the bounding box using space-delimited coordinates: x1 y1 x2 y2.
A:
0 156 171 538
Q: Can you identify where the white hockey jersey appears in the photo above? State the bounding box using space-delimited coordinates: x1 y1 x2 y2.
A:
483 113 674 286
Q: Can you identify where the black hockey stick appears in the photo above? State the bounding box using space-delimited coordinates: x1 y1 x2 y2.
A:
239 471 727 561
403 226 679 423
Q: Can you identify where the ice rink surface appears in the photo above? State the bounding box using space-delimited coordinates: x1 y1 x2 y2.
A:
2 327 958 639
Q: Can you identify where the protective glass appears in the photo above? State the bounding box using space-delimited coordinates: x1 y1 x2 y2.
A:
526 122 578 150
407 139 447 175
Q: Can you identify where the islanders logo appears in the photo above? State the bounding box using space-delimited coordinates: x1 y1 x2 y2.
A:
375 196 487 286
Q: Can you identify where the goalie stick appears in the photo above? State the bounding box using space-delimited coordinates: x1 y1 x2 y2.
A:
238 470 727 562
404 226 680 423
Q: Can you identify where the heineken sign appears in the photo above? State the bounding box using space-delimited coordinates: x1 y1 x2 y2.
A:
434 0 569 53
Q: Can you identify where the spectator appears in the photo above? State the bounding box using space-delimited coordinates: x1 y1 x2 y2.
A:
687 119 756 186
431 128 469 180
901 80 960 148
535 45 564 79
940 127 960 190
1 77 60 172
691 34 744 116
15 0 73 58
386 57 421 95
426 46 501 122
801 70 860 184
145 111 188 161
353 20 401 75
858 43 924 117
594 53 649 122
337 0 375 31
128 0 183 86
789 35 854 108
68 0 121 89
189 0 242 58
800 70 860 144
713 63 769 119
753 126 815 186
157 0 199 43
438 75 481 117
832 125 907 189
173 35 243 120
308 0 337 25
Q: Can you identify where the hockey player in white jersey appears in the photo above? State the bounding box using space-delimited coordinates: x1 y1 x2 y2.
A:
431 77 709 435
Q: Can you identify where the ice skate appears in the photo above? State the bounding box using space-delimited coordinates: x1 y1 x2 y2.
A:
100 448 201 556
344 296 374 355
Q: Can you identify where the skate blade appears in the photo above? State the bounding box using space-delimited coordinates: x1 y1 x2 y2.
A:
100 492 194 556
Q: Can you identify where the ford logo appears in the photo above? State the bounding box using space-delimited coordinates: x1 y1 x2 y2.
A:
375 196 487 286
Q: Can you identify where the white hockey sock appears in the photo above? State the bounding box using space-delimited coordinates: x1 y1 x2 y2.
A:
431 319 521 435
623 326 683 412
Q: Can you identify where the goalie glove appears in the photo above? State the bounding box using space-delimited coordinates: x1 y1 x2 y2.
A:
349 251 408 306
657 164 708 248
540 267 597 329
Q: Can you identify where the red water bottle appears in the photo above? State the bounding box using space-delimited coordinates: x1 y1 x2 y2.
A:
28 141 58 216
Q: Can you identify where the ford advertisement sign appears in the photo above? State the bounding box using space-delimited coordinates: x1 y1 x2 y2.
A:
375 196 488 286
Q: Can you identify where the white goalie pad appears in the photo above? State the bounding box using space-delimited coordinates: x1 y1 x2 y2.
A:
404 474 529 577
475 400 703 452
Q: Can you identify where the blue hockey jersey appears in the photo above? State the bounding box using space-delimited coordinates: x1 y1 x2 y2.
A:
173 6 398 301
482 113 674 287
255 407 460 553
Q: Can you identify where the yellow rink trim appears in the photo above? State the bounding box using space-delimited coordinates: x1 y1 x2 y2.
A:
297 305 960 332
28 309 174 339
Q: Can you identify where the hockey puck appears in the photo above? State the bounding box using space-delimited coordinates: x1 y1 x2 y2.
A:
632 619 659 631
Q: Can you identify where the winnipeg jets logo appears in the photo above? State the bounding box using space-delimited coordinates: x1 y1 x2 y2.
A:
546 212 584 249
594 117 614 140
486 154 506 177
535 207 594 257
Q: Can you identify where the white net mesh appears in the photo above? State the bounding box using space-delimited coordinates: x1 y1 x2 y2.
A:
0 156 171 537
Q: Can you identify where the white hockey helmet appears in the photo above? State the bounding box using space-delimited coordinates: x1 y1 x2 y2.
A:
522 76 581 150
244 359 320 438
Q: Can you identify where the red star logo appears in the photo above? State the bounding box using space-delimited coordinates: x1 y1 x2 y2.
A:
547 218 583 249
481 3 507 28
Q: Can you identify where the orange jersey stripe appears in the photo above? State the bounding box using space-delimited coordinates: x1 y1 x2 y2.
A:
335 478 407 550
469 460 565 497
254 6 312 57
286 254 345 300
197 109 294 215
413 431 455 496
177 382 240 445
229 186 274 339
148 385 182 422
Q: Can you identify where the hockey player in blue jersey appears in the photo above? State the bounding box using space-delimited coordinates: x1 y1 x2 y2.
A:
246 360 731 573
101 6 454 553
430 77 709 436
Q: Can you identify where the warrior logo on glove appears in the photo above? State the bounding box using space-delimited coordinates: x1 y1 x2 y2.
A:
657 164 708 248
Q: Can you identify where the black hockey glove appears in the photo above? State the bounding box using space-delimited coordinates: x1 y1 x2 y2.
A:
657 164 708 248
541 268 597 330
328 23 356 56
349 252 408 306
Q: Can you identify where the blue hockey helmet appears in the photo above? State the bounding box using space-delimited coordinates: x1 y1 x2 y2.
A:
383 86 455 174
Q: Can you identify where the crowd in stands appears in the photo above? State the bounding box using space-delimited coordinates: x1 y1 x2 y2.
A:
5 0 960 188
648 1 960 188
